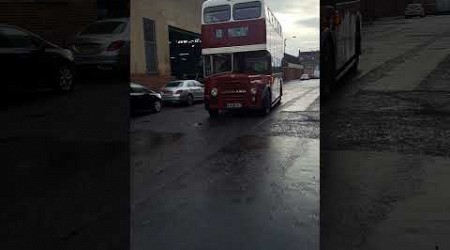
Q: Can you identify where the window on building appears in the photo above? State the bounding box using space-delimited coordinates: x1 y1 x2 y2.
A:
234 1 262 20
204 5 231 23
143 18 157 74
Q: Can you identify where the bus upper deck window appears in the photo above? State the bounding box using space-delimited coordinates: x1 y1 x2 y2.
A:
233 1 262 21
204 5 231 23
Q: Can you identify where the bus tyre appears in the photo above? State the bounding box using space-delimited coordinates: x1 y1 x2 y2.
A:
321 38 335 99
260 91 271 116
208 109 219 118
350 23 361 75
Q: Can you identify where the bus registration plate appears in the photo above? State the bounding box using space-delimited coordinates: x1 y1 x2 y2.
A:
226 103 242 108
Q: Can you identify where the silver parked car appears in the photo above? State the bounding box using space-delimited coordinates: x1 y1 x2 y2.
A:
300 74 310 80
71 18 130 73
405 4 426 18
162 80 204 106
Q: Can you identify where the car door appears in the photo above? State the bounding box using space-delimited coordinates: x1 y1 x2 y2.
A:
194 81 204 100
143 88 159 108
186 81 196 99
130 85 149 111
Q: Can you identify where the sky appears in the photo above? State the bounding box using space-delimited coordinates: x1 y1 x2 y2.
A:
267 0 320 55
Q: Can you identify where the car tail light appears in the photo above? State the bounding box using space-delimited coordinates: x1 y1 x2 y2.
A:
175 90 183 94
106 40 125 51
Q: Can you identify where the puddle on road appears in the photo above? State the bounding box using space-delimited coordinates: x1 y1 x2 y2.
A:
203 135 319 205
131 131 184 149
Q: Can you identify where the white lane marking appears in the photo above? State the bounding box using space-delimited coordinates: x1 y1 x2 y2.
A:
282 88 320 112
282 88 311 104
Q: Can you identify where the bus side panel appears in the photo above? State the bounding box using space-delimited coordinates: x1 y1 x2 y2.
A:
265 7 283 102
335 1 360 72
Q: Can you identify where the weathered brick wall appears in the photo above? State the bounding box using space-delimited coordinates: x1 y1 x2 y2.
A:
130 74 174 90
0 1 98 47
283 68 303 82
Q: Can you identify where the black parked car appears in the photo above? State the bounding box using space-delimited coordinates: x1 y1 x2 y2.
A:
130 82 163 115
0 24 75 93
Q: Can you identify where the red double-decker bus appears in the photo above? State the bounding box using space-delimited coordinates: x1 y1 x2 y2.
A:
201 0 284 117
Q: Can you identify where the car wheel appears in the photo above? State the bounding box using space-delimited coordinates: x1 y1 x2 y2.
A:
53 65 74 93
186 94 194 106
153 100 162 113
208 109 219 118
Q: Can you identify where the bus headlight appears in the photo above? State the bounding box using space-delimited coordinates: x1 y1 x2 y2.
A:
211 88 218 97
250 87 257 95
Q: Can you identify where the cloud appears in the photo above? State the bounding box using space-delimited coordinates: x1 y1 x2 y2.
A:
267 0 320 53
295 17 320 29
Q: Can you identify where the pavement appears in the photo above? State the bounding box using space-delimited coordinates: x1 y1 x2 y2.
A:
322 15 450 250
0 75 129 250
131 79 320 250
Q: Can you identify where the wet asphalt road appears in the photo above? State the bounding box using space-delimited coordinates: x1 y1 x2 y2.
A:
131 79 320 250
0 75 129 250
322 15 450 250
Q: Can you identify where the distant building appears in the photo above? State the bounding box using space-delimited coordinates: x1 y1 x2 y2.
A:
299 51 319 76
283 53 303 81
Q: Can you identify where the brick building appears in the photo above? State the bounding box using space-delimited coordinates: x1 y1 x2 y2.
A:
299 50 319 76
283 53 303 81
0 0 129 47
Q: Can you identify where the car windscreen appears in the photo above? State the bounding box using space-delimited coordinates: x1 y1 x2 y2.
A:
233 1 262 20
234 51 271 74
204 5 231 23
80 21 127 35
166 81 184 87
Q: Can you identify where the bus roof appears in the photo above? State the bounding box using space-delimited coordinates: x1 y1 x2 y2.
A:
202 0 281 33
203 0 267 9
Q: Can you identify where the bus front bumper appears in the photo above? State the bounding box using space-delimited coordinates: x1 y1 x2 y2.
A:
205 95 263 111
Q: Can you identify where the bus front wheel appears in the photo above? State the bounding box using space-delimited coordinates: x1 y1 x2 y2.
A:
260 91 272 116
208 109 219 118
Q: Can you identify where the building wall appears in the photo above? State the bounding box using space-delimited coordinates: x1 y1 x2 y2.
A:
284 68 303 81
299 51 319 76
131 0 204 88
0 0 98 47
